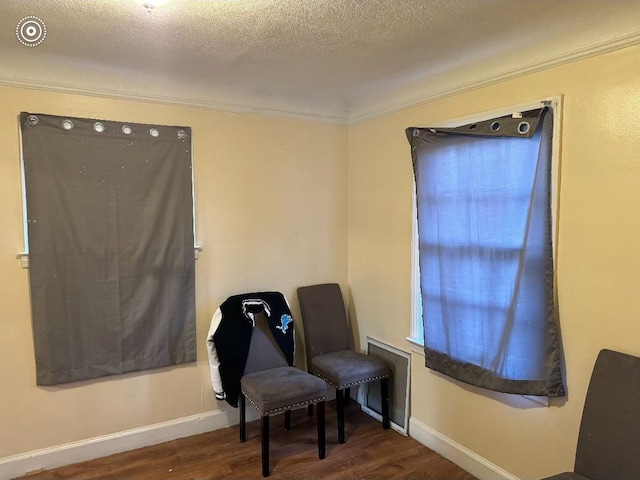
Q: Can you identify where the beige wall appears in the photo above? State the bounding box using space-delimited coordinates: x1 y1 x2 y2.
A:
0 86 348 458
2 42 639 480
347 44 640 478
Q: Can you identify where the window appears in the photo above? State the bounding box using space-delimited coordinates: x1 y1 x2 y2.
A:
407 101 564 397
20 112 196 385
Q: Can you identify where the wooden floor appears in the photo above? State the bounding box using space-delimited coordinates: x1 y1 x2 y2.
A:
19 402 476 480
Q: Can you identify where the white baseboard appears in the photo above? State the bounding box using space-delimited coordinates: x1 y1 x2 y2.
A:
409 417 519 480
0 410 238 480
1 411 519 480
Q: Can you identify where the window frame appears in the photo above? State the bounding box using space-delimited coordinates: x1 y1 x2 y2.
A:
16 120 202 268
407 96 563 353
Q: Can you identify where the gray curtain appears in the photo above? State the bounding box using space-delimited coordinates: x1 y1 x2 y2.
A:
407 108 564 397
21 112 196 386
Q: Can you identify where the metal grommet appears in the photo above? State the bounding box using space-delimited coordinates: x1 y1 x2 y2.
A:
491 121 501 132
149 128 159 138
26 115 39 126
61 119 74 130
122 125 132 135
93 122 105 133
517 121 531 135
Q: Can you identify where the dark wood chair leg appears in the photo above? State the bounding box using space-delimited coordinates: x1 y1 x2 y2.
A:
380 378 390 430
239 393 246 443
308 404 314 416
317 401 326 459
284 409 291 431
336 388 345 444
261 415 270 477
344 387 351 406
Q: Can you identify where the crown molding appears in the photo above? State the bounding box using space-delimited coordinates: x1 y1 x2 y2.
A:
1 31 639 127
0 75 348 125
347 31 640 125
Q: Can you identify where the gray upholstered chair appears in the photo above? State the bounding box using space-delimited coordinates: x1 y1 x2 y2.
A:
541 349 640 480
297 283 390 444
239 311 327 477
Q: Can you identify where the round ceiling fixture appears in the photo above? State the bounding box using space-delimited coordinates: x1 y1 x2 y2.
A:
141 0 171 12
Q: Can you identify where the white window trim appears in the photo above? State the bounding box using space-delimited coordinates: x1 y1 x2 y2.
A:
406 183 423 350
406 96 563 405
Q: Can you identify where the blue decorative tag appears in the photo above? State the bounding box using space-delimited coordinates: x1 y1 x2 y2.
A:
277 314 293 334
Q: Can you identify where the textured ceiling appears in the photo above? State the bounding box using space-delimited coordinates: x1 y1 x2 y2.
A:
1 0 639 122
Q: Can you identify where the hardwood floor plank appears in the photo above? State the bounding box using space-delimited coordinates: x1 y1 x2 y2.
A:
16 402 476 480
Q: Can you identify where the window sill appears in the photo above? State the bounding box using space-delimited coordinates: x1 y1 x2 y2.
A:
406 336 424 356
17 252 29 269
17 246 204 269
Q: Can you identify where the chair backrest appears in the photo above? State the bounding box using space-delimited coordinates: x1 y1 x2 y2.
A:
297 283 351 363
243 312 288 375
574 348 640 480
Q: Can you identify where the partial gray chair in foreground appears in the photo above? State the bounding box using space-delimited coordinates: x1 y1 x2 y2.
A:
541 348 640 480
297 283 390 444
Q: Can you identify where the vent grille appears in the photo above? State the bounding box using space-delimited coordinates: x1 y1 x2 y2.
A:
361 337 410 435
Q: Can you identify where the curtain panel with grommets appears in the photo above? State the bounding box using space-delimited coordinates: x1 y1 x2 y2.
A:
407 107 565 397
20 112 196 385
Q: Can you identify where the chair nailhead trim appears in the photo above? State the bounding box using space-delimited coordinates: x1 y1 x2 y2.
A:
311 372 389 389
240 392 326 416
